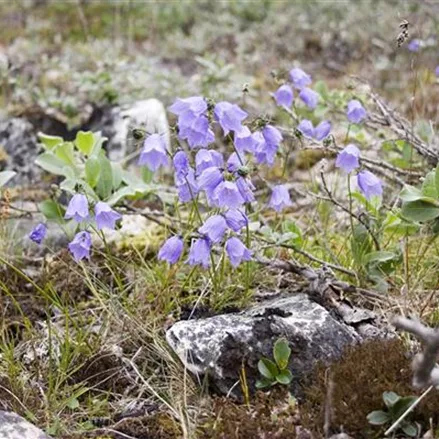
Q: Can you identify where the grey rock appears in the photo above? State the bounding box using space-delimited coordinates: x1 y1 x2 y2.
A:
0 411 51 439
0 118 41 186
166 294 386 397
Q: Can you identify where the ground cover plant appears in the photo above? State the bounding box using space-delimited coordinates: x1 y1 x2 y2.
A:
2 1 439 438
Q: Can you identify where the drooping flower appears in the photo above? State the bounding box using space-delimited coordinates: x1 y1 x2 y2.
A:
234 125 257 154
297 119 331 141
197 166 224 193
29 223 47 245
272 84 294 107
224 209 248 232
254 125 283 166
435 66 439 77
225 237 252 268
357 170 383 199
347 100 367 124
176 167 198 203
227 152 242 173
195 149 224 175
289 67 312 89
173 150 190 182
95 202 122 230
138 134 168 171
68 231 92 262
65 194 89 223
407 39 421 52
199 215 228 243
236 176 255 203
178 115 215 149
269 185 292 212
158 235 184 264
214 181 245 209
263 125 283 147
335 144 361 173
169 96 207 127
299 87 319 109
187 237 211 269
214 102 248 136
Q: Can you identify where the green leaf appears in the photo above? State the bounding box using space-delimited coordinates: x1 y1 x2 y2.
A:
422 171 438 199
35 153 70 176
275 369 293 385
96 155 113 200
55 142 75 167
0 171 16 188
255 377 274 389
383 391 400 408
401 200 439 222
39 200 65 223
111 162 123 190
435 165 439 196
367 410 390 425
75 131 95 156
399 185 432 203
106 186 137 206
364 251 397 265
281 220 303 247
382 212 419 236
273 338 291 370
391 396 417 418
141 167 154 184
66 396 80 410
85 157 101 188
351 223 372 265
401 422 418 437
90 131 107 157
258 358 279 380
38 132 63 151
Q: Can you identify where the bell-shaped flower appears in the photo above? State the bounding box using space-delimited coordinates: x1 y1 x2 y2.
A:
225 237 252 268
187 237 211 269
29 223 47 245
199 215 228 243
335 144 361 174
269 185 293 212
138 134 168 171
173 150 190 183
214 102 248 136
214 181 245 209
158 235 184 264
289 67 312 89
272 84 294 107
299 87 319 109
65 194 89 223
297 119 331 141
357 170 383 199
195 149 224 175
234 125 257 154
223 209 248 232
346 100 367 124
95 202 122 230
68 231 92 262
176 167 198 203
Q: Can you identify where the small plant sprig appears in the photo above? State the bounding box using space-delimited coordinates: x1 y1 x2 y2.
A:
256 338 292 389
367 391 418 437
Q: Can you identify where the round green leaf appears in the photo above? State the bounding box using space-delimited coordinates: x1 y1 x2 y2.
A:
367 410 390 425
273 338 291 370
258 358 279 380
275 369 293 385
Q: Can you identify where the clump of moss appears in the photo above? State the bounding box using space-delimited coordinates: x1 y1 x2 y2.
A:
301 338 439 437
198 388 302 439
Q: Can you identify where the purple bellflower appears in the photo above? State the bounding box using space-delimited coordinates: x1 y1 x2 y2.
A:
297 119 331 141
214 102 248 136
223 209 248 232
29 223 47 245
234 125 257 154
195 149 224 175
178 115 215 149
408 39 421 52
176 167 198 203
173 150 190 182
299 87 319 109
199 215 228 243
138 134 168 171
65 194 89 223
158 235 184 264
357 170 383 199
269 185 293 212
68 231 92 262
435 66 439 77
347 100 367 124
187 237 211 269
335 144 361 173
225 237 252 268
214 181 245 209
272 84 294 107
289 67 312 89
236 177 255 203
95 202 122 230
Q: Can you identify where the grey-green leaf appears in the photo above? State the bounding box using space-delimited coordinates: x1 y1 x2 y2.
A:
255 377 274 389
35 153 70 176
401 200 439 222
0 171 16 188
401 422 418 437
38 132 63 151
367 410 390 425
96 155 113 200
275 369 293 385
85 157 101 188
39 200 66 223
382 391 400 408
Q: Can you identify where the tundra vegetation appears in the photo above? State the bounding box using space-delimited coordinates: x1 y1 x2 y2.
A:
1 1 439 438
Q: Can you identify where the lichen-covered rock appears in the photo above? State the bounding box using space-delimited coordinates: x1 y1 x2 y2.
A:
166 294 385 396
0 411 51 439
0 118 41 186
